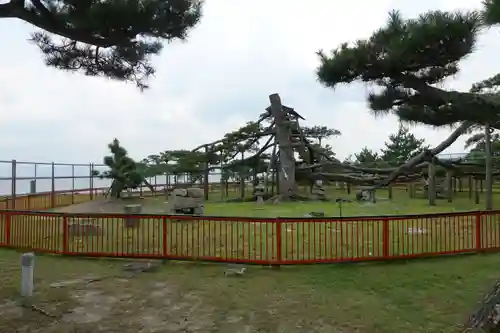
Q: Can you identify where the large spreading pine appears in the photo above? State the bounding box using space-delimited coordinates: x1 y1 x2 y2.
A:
316 1 500 210
1 0 203 89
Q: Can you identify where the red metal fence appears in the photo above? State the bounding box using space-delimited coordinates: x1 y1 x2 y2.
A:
0 209 499 264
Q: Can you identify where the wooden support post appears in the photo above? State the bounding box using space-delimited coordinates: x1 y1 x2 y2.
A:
428 161 436 206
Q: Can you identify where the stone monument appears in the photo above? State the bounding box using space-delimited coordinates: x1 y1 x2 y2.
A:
356 187 376 203
168 187 204 215
311 180 326 201
253 182 265 204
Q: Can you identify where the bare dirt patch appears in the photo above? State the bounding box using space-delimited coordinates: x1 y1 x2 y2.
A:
49 197 168 214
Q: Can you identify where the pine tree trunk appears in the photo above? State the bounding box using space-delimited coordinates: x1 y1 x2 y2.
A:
446 171 453 203
239 152 245 199
468 175 473 199
475 177 480 205
204 146 209 201
269 93 297 199
485 123 493 210
428 160 436 206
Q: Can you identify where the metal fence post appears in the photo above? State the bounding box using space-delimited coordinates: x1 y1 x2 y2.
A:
62 216 69 253
5 212 11 245
51 162 55 208
162 216 168 257
71 164 75 204
89 163 94 200
11 159 16 210
275 219 282 267
382 218 390 258
476 212 482 251
204 146 209 201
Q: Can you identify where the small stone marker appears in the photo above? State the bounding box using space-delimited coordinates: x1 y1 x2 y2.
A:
123 261 161 276
224 264 247 277
20 253 35 298
123 204 142 228
308 211 325 217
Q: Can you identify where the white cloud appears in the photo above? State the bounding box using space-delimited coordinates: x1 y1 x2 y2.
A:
0 0 495 171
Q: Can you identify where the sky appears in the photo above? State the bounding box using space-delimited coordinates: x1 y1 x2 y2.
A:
0 0 497 193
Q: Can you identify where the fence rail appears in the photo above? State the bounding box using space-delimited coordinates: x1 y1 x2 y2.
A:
0 182 246 211
0 208 499 264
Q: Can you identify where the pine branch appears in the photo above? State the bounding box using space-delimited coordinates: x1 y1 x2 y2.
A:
316 9 494 125
483 0 500 26
1 0 203 89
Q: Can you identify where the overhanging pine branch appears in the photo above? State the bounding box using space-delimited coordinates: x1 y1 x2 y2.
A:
1 0 129 48
368 121 473 189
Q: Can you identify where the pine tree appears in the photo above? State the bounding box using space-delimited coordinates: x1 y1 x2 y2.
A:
316 8 500 126
381 124 428 166
302 125 341 146
354 147 380 167
315 2 500 206
0 0 203 89
98 138 153 198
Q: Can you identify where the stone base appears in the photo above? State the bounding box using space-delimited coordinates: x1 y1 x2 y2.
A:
173 205 204 215
123 217 141 228
256 195 264 204
193 205 204 215
123 204 143 228
174 207 194 214
311 187 326 201
311 194 326 201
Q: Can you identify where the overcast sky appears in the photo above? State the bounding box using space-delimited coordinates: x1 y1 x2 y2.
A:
0 0 496 166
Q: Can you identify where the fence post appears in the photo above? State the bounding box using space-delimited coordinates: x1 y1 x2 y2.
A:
382 218 390 258
275 220 283 266
51 162 56 208
71 164 75 204
20 253 35 298
5 212 11 245
475 212 482 251
62 216 69 253
11 159 16 210
204 146 209 201
162 216 168 257
89 163 94 200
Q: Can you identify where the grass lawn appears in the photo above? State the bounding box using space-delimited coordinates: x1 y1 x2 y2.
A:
0 189 499 332
0 247 499 332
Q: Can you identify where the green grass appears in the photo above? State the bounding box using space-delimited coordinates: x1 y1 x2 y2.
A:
0 247 499 332
1 189 500 332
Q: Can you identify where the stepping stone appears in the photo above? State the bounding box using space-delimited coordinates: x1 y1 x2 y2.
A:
50 275 101 288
